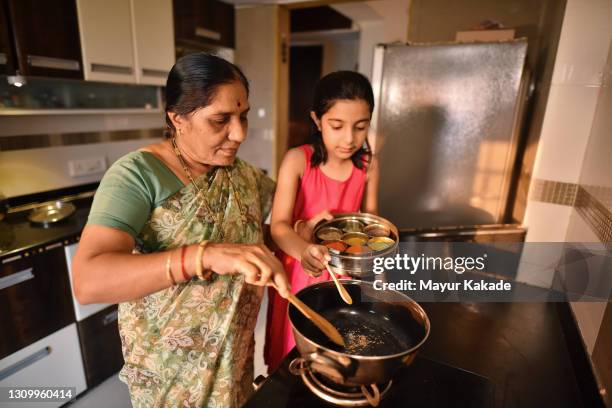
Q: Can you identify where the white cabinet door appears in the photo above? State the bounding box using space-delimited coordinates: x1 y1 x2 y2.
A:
131 0 175 85
64 244 110 321
77 0 136 83
0 324 87 408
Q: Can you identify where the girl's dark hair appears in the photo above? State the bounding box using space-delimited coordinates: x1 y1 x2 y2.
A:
310 71 374 169
164 52 249 138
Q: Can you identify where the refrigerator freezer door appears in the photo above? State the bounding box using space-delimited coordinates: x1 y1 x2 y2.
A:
373 41 527 230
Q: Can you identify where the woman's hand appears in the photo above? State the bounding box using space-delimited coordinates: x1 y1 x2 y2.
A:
201 243 291 297
300 244 331 277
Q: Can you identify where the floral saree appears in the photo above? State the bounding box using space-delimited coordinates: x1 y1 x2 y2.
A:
117 158 275 408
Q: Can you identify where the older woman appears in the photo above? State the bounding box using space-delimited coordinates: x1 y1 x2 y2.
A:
73 53 290 408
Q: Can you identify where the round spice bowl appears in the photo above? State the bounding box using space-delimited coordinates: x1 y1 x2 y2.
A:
338 219 365 233
322 240 348 253
367 236 395 252
344 245 371 255
316 226 343 242
364 223 391 238
341 232 369 247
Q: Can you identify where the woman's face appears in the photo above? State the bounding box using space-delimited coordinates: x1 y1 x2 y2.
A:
311 99 371 160
171 81 249 167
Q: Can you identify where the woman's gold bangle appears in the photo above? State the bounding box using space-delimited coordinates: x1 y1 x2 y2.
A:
195 241 212 280
166 252 176 286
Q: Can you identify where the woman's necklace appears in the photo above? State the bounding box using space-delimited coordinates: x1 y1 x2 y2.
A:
171 137 249 238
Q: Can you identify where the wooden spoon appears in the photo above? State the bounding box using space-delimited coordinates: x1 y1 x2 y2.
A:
269 282 345 347
326 264 353 305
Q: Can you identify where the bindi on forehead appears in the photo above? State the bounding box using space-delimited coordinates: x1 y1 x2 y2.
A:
236 100 241 107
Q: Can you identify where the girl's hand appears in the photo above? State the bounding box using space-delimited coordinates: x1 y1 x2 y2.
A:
300 244 331 277
201 243 291 298
296 210 334 241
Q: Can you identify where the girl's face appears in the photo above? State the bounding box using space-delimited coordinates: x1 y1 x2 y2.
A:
311 99 371 161
170 81 250 166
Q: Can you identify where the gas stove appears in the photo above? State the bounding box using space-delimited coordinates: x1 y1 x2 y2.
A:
244 349 492 407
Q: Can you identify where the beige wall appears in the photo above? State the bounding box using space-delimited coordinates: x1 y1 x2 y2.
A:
0 112 164 197
0 138 160 197
235 5 278 176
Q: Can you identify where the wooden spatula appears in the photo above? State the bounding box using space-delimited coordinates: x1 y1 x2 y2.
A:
269 282 345 347
326 264 353 305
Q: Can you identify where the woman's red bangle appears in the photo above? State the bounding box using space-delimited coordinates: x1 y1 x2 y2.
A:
180 246 189 281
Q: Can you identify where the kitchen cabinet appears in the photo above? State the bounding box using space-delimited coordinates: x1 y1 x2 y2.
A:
0 324 87 408
77 0 174 85
2 0 83 79
76 0 137 84
174 0 235 49
0 246 76 359
0 1 15 75
132 0 175 85
77 306 123 388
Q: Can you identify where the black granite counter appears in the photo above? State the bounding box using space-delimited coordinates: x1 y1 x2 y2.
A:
246 302 603 407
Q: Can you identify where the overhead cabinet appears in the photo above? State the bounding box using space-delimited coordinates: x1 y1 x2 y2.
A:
174 0 235 49
3 0 83 79
77 0 175 85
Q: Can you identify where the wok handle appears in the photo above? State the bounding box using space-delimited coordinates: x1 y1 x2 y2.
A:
305 352 350 384
360 384 381 407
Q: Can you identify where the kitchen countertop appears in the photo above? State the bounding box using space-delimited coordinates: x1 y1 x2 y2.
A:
246 301 603 407
0 196 92 260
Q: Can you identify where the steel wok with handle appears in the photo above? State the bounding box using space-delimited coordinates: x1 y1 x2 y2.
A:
288 280 430 387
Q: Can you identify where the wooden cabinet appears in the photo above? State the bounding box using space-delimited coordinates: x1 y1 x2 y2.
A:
77 0 174 85
3 0 83 79
0 1 16 75
174 0 235 49
132 0 175 85
76 0 136 83
0 247 76 360
77 306 123 388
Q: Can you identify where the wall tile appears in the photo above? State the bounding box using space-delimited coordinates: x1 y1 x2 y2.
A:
552 0 612 86
532 84 600 183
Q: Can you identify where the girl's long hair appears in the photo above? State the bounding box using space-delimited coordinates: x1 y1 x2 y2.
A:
309 71 374 169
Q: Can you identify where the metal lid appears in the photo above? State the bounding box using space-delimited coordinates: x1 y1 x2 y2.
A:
28 201 76 226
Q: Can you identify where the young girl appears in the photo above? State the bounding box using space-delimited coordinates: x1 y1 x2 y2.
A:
264 71 379 372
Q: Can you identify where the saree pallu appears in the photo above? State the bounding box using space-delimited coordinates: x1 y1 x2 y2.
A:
118 159 274 408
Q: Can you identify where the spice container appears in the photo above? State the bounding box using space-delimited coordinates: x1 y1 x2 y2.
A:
313 212 399 278
338 219 365 233
364 223 391 237
341 232 369 247
367 237 395 251
316 226 343 242
323 240 347 253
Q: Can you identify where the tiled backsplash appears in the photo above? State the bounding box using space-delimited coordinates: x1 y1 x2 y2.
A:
530 178 612 243
0 128 163 151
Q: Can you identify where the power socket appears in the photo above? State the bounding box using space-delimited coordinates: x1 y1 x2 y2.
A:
68 157 107 177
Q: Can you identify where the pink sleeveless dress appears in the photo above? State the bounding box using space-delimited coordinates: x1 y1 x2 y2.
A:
264 144 367 372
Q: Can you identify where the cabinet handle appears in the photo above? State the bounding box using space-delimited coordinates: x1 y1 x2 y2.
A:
27 55 80 71
0 268 34 291
0 53 6 65
142 68 168 78
91 63 133 75
102 310 119 326
195 26 221 41
0 347 51 381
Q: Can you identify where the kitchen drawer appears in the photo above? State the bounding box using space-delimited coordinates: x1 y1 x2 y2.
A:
0 247 75 359
77 305 124 388
0 323 87 408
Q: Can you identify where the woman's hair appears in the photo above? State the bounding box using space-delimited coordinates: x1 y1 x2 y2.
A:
164 52 249 138
309 71 374 169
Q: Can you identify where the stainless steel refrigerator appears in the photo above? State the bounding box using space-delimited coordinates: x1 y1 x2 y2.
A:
370 40 529 237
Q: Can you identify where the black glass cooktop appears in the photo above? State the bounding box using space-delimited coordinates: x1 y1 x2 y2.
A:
243 349 492 408
0 197 92 259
